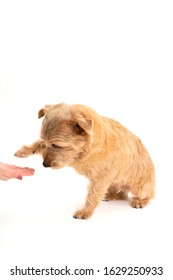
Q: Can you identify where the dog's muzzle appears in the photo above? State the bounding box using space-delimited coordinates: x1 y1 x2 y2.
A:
43 161 51 168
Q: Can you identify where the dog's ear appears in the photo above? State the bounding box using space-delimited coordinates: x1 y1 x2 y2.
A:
38 105 52 119
38 108 46 119
71 116 93 135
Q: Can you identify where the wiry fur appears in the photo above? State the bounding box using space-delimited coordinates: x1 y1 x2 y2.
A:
15 103 155 219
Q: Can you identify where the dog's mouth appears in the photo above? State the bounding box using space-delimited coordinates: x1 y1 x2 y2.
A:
42 161 65 169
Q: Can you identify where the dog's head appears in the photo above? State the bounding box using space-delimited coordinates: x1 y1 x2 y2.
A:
38 103 93 169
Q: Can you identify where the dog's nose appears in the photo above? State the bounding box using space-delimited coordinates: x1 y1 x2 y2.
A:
43 162 50 168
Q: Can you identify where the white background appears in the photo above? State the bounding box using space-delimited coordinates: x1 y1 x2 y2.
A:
0 0 173 279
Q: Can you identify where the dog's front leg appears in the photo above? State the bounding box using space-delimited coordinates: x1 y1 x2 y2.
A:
14 139 45 158
73 179 108 219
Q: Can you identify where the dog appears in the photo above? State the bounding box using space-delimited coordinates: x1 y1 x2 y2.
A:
15 103 155 219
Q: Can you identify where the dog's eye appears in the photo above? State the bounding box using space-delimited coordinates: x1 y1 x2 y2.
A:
52 144 61 149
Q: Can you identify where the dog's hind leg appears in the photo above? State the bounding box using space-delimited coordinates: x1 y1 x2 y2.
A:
130 181 155 208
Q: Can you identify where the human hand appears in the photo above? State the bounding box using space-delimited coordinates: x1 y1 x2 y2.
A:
0 162 35 181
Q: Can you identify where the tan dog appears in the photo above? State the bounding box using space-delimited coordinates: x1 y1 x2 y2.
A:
15 103 155 219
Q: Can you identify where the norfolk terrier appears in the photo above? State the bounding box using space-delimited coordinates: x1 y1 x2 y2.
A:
15 103 155 219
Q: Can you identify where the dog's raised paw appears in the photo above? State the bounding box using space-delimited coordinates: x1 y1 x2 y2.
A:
14 146 32 158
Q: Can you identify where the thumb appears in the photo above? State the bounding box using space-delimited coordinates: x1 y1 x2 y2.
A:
17 175 23 180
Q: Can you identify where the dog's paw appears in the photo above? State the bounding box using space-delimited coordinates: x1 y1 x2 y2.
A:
131 198 149 209
73 209 93 220
14 146 33 158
